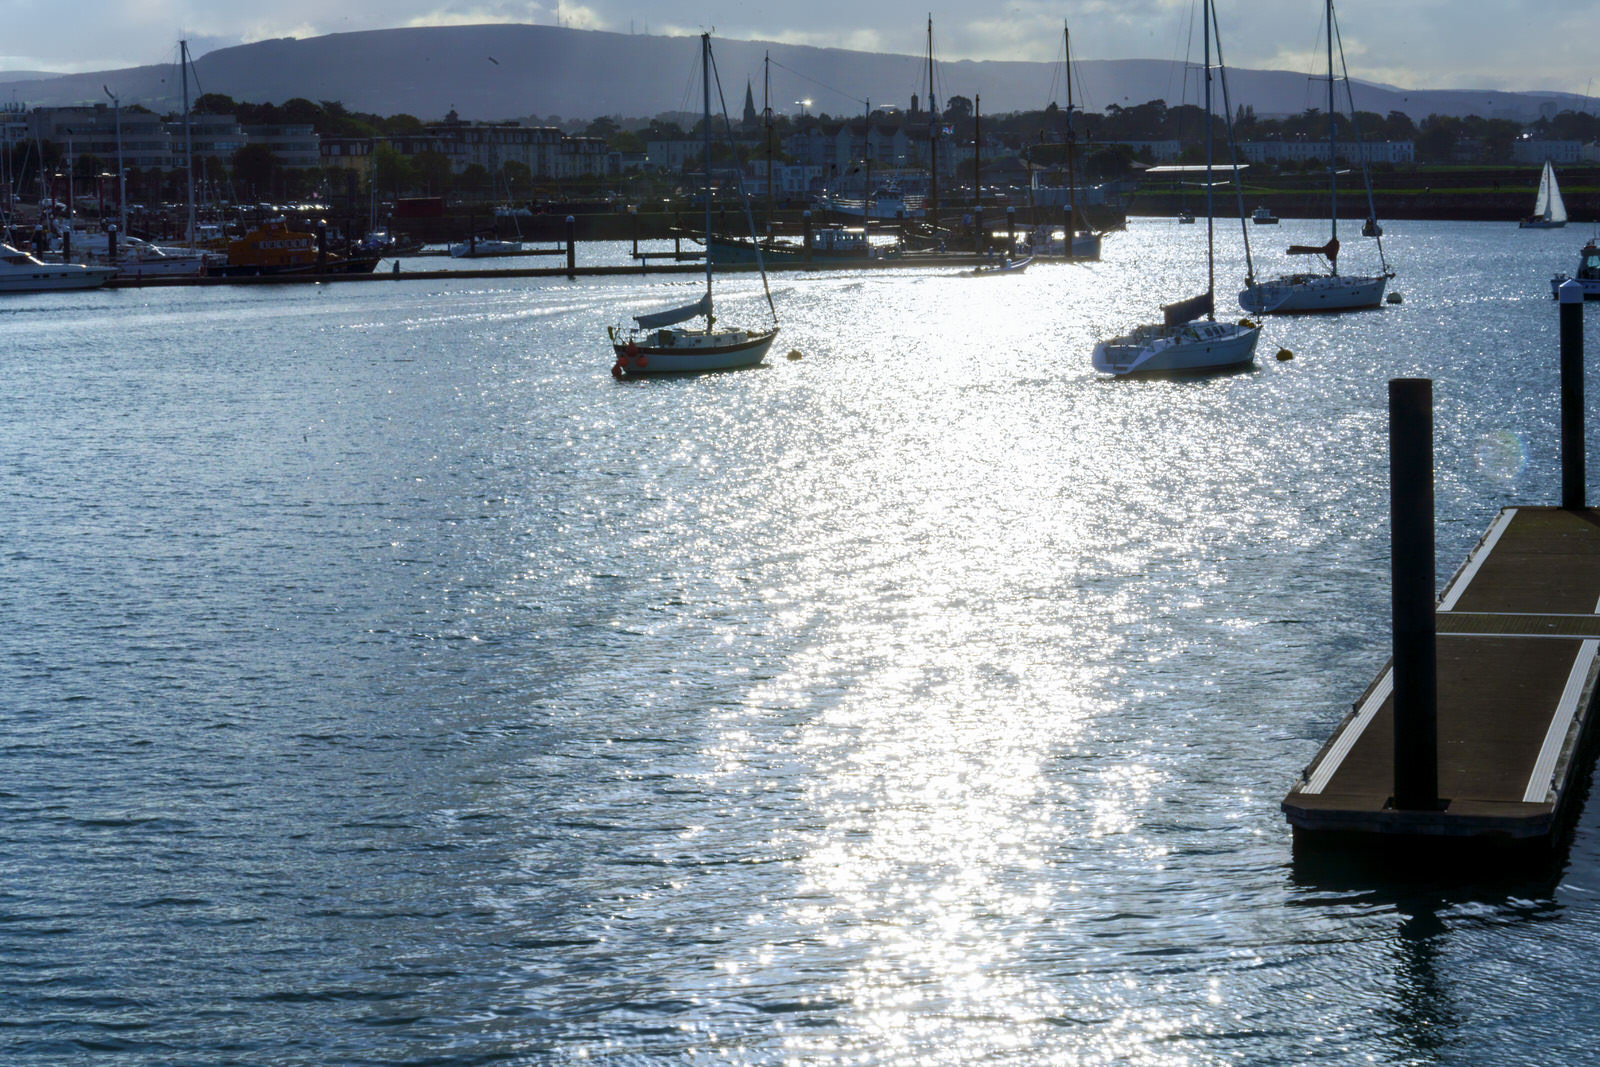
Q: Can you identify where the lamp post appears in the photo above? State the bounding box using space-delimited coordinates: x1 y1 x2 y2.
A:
103 85 126 235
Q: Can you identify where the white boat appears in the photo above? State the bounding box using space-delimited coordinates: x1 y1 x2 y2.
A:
966 253 1032 277
449 236 524 258
0 241 116 292
1251 205 1279 224
1520 161 1568 229
608 34 778 376
55 228 224 277
1550 238 1600 299
1238 0 1391 314
1093 0 1259 377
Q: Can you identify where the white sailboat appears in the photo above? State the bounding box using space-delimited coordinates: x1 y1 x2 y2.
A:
1238 0 1391 314
608 34 778 376
1093 0 1259 377
1520 161 1568 229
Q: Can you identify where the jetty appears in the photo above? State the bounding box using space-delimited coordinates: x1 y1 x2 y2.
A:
1285 286 1599 852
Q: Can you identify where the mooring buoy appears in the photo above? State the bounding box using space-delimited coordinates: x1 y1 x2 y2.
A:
1276 348 1294 361
786 349 803 360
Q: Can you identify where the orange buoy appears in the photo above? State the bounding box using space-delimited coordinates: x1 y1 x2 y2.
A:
635 354 648 368
611 362 624 378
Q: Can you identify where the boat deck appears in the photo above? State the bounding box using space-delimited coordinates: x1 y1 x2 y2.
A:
1284 506 1600 845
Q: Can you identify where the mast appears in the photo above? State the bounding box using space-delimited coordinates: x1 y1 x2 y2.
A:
701 33 713 318
1064 22 1078 239
181 39 195 248
973 94 980 217
763 51 774 231
1203 0 1214 314
864 100 872 241
927 16 938 229
1326 0 1338 259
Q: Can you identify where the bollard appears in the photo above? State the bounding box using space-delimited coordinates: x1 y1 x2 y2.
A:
565 215 576 279
802 209 812 264
1560 279 1585 509
1389 377 1439 812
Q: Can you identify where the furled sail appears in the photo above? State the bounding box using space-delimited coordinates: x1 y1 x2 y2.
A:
634 293 711 329
1163 292 1212 326
1287 237 1340 264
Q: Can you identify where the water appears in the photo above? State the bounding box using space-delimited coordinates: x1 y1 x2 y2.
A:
2 220 1597 1065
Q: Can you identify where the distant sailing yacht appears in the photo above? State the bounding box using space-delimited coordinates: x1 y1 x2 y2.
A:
1238 0 1392 314
607 34 778 375
1520 161 1568 229
1092 0 1259 376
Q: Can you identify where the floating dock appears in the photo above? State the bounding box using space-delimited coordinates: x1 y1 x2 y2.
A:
1283 505 1600 846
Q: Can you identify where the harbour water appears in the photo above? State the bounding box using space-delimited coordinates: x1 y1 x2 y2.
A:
4 219 1598 1065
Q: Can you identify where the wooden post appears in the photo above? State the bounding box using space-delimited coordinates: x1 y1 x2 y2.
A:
1560 279 1585 509
565 215 576 279
1390 377 1439 811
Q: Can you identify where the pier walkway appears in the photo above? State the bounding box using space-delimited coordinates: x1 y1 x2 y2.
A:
1284 506 1600 844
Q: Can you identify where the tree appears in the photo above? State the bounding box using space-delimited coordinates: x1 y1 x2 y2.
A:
372 144 416 197
412 149 454 195
584 116 620 140
458 163 492 197
945 95 974 122
231 143 278 198
502 160 532 198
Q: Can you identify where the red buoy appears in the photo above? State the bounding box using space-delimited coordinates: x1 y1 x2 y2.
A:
611 362 624 378
635 355 648 369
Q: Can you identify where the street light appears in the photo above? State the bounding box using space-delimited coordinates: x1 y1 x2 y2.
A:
794 99 811 122
104 85 126 234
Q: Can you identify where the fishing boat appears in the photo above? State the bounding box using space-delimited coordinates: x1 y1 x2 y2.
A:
1092 0 1259 377
608 34 778 376
1238 0 1391 314
1521 161 1568 229
1550 238 1600 299
1251 205 1279 224
0 241 116 291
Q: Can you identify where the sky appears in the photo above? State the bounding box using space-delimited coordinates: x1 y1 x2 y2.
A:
0 0 1593 96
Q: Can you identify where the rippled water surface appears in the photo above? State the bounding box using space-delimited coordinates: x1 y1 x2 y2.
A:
4 220 1599 1065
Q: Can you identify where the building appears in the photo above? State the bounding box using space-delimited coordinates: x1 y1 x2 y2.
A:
243 125 319 169
1237 139 1415 165
27 103 171 171
1511 138 1582 165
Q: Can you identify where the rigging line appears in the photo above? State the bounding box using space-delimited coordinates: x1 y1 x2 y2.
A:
1209 0 1254 283
709 42 779 325
1333 6 1388 271
766 58 867 108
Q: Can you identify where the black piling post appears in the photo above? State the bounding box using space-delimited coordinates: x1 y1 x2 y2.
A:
316 222 327 273
630 204 639 260
1006 206 1015 256
1389 377 1439 812
107 225 117 265
1560 279 1585 510
802 209 812 264
565 215 576 279
974 208 984 254
61 227 71 262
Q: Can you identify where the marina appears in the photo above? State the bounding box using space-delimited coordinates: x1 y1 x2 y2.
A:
6 218 1600 1063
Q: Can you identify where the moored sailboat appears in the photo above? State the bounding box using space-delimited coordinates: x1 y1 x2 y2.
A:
1093 0 1259 376
608 34 778 376
1238 0 1391 314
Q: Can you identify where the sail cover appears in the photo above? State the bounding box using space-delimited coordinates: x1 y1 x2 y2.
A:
1163 292 1212 326
634 292 711 329
1287 237 1339 264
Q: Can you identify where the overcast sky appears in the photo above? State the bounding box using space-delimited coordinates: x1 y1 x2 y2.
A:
0 0 1592 95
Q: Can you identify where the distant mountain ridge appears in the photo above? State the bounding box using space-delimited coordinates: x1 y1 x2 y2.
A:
0 24 1585 126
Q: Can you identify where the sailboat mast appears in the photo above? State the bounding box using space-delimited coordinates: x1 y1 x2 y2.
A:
181 39 195 248
863 99 872 242
763 52 774 230
973 94 981 219
1203 0 1214 309
927 16 938 229
701 33 713 314
1064 22 1077 237
1327 0 1337 249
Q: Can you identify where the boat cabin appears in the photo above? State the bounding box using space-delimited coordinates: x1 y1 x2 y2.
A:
1579 242 1600 281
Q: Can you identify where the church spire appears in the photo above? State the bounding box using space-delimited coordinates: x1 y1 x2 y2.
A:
742 80 758 127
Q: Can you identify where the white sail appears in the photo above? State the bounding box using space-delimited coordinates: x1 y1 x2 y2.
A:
1533 162 1552 219
1547 162 1569 224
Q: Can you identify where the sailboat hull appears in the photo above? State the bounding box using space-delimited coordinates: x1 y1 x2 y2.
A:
1520 219 1566 230
1238 273 1388 314
1093 322 1260 377
613 328 778 374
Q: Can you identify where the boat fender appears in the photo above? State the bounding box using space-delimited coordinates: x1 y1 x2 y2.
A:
1386 291 1403 305
634 355 648 369
1276 348 1294 361
625 340 639 357
611 362 625 378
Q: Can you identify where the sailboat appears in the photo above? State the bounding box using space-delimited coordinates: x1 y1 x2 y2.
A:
1034 22 1102 260
1092 0 1259 376
608 34 779 376
1238 0 1391 314
1521 161 1568 229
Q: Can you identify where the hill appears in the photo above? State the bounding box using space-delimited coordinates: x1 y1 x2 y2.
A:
0 24 1585 126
